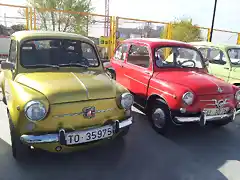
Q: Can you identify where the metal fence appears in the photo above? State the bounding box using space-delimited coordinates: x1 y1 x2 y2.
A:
1 3 240 59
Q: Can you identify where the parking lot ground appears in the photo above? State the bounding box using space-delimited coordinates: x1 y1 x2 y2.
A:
0 97 240 180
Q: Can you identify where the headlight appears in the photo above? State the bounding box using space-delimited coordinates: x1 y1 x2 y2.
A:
182 92 194 105
24 101 47 121
120 93 134 109
235 90 240 101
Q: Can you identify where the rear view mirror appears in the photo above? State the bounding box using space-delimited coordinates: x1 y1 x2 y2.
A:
1 61 15 70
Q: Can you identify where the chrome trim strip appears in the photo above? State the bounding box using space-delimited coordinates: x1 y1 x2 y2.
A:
20 117 133 144
71 72 89 98
175 111 235 123
123 74 176 98
149 85 176 98
124 74 147 86
119 117 133 128
52 108 115 118
20 134 59 144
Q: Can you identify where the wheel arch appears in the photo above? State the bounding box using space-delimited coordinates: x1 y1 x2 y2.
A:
146 94 170 112
233 83 240 87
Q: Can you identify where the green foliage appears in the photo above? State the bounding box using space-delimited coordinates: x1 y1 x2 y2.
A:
160 18 203 42
11 24 26 32
26 0 94 35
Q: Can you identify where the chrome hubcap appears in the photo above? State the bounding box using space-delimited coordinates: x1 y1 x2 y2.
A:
152 108 166 129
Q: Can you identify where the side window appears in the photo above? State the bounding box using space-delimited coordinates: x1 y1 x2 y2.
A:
8 40 17 63
127 44 150 68
114 44 128 61
207 48 226 65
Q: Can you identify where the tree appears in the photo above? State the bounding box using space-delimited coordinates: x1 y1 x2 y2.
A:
161 18 203 42
11 24 26 32
0 25 9 35
21 0 94 35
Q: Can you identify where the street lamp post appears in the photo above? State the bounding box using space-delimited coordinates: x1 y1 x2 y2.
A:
209 0 217 42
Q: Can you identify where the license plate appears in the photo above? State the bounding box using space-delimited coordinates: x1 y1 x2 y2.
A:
204 107 230 116
65 125 114 145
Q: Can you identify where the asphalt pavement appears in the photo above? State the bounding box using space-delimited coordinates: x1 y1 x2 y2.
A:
0 93 240 180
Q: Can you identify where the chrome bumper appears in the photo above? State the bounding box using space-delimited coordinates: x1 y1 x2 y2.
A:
20 117 133 144
174 109 240 126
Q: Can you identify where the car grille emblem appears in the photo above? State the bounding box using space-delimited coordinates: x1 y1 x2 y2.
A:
83 107 96 119
214 99 227 108
217 87 223 93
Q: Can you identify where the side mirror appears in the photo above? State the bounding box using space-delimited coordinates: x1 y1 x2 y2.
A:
203 58 209 66
1 61 15 70
116 31 120 39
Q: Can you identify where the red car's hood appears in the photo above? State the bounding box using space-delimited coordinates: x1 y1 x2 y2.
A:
155 70 233 95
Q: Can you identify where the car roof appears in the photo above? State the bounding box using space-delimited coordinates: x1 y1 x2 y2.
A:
123 38 194 48
189 41 240 49
11 30 94 44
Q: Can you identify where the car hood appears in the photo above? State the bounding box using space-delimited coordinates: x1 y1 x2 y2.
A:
155 70 233 95
15 72 117 104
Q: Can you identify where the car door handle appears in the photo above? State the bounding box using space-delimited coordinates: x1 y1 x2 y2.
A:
120 64 124 68
144 71 150 74
224 67 229 70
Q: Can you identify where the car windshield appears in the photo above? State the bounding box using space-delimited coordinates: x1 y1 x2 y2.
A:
155 46 204 68
227 48 240 65
20 39 99 68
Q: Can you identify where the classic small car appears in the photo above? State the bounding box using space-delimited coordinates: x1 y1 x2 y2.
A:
0 35 10 63
190 41 240 86
0 30 133 160
106 38 240 135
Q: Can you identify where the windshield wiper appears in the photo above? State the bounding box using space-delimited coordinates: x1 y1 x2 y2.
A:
58 62 89 68
24 64 60 69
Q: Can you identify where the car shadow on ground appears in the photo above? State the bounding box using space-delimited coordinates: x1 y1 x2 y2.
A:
0 105 231 180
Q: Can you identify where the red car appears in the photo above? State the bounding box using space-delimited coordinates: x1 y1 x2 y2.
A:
106 38 240 135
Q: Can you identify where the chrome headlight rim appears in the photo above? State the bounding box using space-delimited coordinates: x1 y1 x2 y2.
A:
182 91 194 105
120 92 134 110
235 90 240 101
24 100 47 121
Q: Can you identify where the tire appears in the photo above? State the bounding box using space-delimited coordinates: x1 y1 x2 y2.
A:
117 127 129 138
106 70 116 80
209 118 233 127
8 110 32 160
148 99 174 135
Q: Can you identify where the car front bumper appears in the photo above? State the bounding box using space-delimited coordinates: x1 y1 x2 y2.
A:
20 117 133 145
174 108 240 126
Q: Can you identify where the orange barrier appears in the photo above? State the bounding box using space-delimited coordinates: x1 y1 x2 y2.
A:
1 3 240 59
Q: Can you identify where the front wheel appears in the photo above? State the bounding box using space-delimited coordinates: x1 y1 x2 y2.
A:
106 70 116 80
117 127 129 138
8 110 32 160
148 99 174 135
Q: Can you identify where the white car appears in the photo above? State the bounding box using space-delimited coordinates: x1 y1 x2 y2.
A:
0 36 10 62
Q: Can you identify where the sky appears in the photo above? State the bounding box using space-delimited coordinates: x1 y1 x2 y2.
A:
0 0 239 44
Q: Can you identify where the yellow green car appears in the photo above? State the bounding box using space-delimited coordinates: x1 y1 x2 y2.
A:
190 41 240 86
0 30 133 160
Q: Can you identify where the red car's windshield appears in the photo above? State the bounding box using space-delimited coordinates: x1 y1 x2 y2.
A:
154 46 204 68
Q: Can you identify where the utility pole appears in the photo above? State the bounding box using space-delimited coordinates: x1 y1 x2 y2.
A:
104 0 110 36
4 13 7 27
86 0 91 36
209 0 217 42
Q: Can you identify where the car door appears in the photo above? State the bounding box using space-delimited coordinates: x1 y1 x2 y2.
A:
123 43 153 106
3 39 17 103
199 47 231 82
111 43 129 86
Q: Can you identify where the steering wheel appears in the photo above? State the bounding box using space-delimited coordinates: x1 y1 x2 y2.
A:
72 56 90 66
179 60 196 67
81 57 90 66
